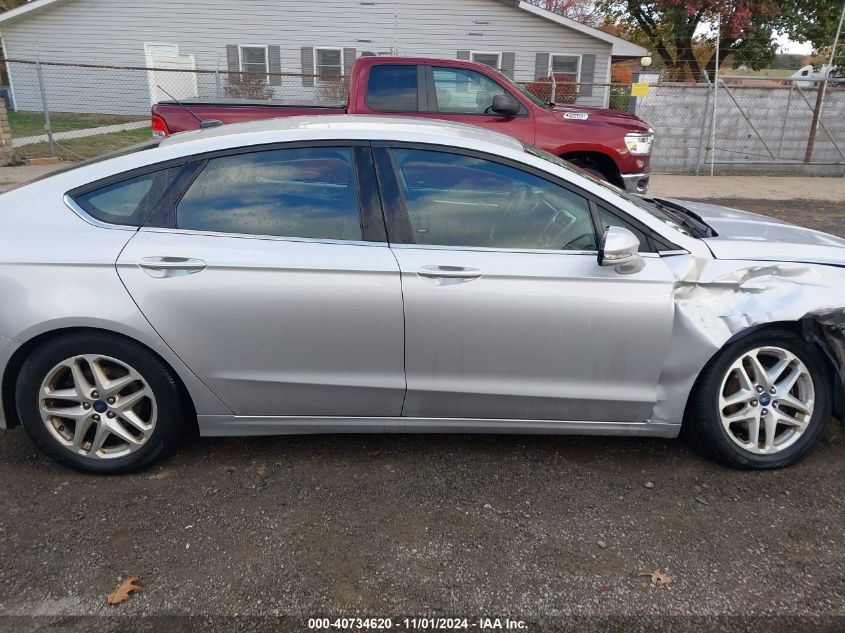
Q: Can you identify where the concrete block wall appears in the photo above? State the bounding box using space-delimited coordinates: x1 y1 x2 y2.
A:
637 83 845 175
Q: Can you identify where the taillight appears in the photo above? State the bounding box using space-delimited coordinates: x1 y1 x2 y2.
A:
151 114 169 138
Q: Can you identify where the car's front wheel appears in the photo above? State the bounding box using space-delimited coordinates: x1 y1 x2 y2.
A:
685 329 832 469
16 332 188 474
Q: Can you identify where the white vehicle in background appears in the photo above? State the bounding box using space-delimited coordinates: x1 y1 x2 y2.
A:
790 64 845 88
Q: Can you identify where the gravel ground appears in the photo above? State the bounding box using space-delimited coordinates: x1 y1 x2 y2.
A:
0 198 843 633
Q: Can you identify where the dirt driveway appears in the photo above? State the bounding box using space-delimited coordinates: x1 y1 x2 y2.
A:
0 198 843 633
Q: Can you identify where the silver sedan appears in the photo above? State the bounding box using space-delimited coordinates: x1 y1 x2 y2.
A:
1 116 842 473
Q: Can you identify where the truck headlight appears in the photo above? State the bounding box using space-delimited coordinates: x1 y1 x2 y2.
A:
624 131 654 155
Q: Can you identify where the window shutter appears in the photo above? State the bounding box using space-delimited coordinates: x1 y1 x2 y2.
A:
343 48 356 76
501 52 515 79
580 54 596 97
268 45 282 86
226 45 240 72
301 47 315 87
456 50 470 60
534 53 549 79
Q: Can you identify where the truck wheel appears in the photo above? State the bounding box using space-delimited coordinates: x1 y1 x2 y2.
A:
566 159 608 183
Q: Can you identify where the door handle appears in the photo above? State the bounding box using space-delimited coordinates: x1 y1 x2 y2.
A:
417 265 482 281
137 256 207 278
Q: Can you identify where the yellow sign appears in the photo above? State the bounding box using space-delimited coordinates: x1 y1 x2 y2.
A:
631 82 649 97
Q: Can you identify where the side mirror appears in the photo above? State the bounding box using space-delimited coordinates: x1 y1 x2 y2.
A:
491 94 520 116
598 226 644 273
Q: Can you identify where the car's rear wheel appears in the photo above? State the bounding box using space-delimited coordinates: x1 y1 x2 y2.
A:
16 332 187 474
685 329 832 469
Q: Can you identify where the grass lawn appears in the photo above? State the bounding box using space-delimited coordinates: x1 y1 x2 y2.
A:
8 111 147 138
727 68 796 78
13 128 154 161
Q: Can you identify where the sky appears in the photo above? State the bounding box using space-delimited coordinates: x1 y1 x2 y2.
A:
776 34 814 56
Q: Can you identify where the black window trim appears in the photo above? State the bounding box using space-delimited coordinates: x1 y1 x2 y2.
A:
66 157 193 230
371 141 675 253
67 140 388 244
591 203 659 254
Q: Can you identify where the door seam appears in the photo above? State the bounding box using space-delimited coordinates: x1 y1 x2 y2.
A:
387 245 410 417
114 231 232 414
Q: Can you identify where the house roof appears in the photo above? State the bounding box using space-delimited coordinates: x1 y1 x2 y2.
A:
513 1 647 57
0 0 647 57
0 0 73 25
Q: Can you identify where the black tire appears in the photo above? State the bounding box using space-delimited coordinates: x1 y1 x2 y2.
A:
684 328 832 470
567 159 607 182
15 332 188 474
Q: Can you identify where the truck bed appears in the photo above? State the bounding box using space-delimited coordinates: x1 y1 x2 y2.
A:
153 99 347 134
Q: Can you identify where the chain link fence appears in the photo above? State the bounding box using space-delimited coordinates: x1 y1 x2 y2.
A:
2 57 844 176
633 75 845 175
2 58 348 160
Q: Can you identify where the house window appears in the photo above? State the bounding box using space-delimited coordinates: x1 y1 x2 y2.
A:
470 51 502 69
315 48 344 82
240 45 269 76
549 54 581 80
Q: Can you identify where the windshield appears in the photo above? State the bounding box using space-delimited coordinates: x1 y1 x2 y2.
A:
489 67 549 108
522 144 702 237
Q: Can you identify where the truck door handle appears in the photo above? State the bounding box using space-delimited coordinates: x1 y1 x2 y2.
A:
137 256 207 278
417 265 482 281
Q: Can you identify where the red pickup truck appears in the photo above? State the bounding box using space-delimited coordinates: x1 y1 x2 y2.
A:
152 56 653 192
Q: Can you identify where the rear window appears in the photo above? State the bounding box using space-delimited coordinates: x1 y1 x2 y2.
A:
72 166 180 227
366 65 418 112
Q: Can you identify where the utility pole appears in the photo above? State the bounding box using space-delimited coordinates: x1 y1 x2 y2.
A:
805 0 845 163
709 13 720 177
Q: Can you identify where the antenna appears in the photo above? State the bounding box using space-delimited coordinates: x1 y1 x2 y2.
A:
156 85 223 129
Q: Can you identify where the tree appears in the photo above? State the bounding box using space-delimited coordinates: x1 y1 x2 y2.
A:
0 1 29 12
598 0 780 82
776 1 845 70
526 0 604 27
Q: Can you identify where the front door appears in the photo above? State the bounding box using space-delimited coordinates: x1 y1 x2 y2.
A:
116 145 405 417
378 146 675 422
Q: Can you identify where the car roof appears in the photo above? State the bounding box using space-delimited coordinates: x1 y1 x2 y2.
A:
159 115 525 154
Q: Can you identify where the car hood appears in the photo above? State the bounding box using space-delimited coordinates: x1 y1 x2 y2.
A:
666 199 845 267
551 104 650 132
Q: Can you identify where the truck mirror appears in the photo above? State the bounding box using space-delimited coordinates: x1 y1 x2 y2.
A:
491 94 520 116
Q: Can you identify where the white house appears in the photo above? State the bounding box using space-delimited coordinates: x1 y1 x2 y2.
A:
0 0 646 115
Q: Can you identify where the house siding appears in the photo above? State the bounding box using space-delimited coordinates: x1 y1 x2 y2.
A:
1 0 613 115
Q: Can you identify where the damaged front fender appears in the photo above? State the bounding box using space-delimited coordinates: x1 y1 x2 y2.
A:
651 257 845 426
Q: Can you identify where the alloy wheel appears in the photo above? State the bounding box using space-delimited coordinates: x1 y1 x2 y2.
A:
718 346 815 455
38 354 157 459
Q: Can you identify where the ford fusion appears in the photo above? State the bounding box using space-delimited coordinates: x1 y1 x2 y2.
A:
1 116 842 473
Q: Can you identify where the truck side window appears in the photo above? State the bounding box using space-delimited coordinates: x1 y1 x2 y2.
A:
432 67 508 115
366 65 419 112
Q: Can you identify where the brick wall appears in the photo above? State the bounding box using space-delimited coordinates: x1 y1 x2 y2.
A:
0 101 13 164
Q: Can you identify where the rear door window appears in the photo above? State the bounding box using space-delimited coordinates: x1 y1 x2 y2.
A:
176 147 363 240
366 65 419 112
